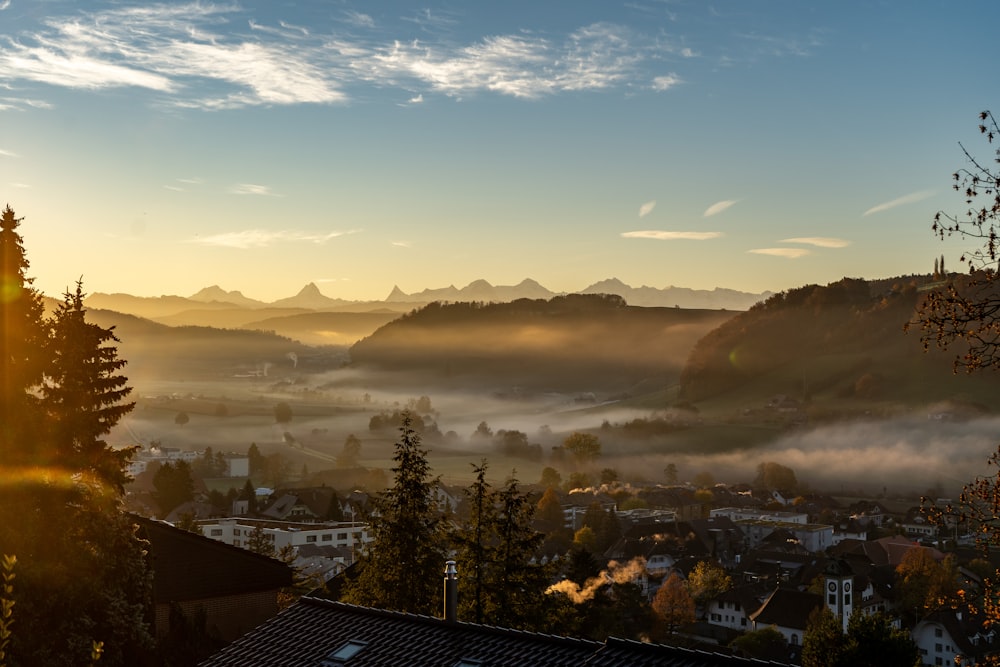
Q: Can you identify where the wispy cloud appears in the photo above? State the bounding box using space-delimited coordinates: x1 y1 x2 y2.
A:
863 190 935 216
0 1 10 11
703 200 737 217
0 5 677 108
622 230 723 240
0 148 17 157
228 183 281 196
163 184 184 192
7 182 29 188
391 240 412 247
638 200 656 217
651 73 681 91
749 247 810 258
189 229 359 249
343 10 375 29
780 237 850 248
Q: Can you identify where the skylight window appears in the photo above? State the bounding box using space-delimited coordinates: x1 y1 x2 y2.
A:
319 640 368 666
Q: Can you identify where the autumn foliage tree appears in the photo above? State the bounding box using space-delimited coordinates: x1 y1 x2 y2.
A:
913 112 1000 645
910 110 1000 372
651 572 695 638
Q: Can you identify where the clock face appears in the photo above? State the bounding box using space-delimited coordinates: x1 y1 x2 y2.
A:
844 582 851 592
828 582 837 592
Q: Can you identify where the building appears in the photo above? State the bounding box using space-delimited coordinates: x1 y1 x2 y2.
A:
912 606 998 666
134 515 292 643
202 595 796 666
200 517 372 554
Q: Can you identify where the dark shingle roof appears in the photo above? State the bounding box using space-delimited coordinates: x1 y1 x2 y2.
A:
748 588 823 632
200 597 794 667
135 515 293 602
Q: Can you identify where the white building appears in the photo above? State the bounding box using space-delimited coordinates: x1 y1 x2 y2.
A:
200 518 372 554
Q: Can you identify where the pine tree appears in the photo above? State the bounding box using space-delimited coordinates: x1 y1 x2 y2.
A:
342 412 445 615
453 460 495 624
0 205 47 467
490 473 551 630
42 281 136 493
0 207 154 665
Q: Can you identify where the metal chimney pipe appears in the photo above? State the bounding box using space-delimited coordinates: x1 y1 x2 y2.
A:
443 560 458 623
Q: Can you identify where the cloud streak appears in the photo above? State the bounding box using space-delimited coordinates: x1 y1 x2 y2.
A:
189 229 359 249
638 200 656 217
748 247 810 258
703 200 737 217
863 190 934 216
622 230 722 240
780 237 850 248
228 184 280 196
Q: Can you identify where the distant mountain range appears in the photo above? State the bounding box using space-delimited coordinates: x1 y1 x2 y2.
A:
82 279 770 346
89 278 770 314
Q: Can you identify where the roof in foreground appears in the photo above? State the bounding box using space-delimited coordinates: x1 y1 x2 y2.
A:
200 597 793 667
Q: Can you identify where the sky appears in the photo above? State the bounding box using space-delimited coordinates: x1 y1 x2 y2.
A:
0 0 995 303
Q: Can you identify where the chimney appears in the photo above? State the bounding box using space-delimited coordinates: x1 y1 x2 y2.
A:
443 561 458 623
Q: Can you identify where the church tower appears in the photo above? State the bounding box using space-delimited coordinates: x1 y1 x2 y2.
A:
824 559 854 633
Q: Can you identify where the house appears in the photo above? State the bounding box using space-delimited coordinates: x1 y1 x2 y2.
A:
705 583 769 633
201 595 796 666
134 515 293 643
748 587 824 647
912 606 998 666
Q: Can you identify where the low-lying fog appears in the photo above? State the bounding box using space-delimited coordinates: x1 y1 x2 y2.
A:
114 362 1000 498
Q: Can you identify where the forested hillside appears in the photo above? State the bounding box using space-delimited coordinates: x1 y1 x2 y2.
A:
678 276 999 410
348 294 735 394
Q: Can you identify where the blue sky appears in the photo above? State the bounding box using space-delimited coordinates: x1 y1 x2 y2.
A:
0 1 994 302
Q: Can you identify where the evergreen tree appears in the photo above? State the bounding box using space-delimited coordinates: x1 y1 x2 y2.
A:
342 412 445 615
452 460 495 624
42 281 136 492
0 205 47 468
491 473 550 630
0 207 157 664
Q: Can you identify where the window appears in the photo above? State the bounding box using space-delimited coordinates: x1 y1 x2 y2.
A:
935 643 942 652
790 634 798 646
234 540 240 547
233 529 240 536
935 628 943 638
741 618 747 627
844 594 850 605
306 535 317 543
734 602 741 611
211 529 223 536
710 613 721 622
828 594 836 604
338 532 348 540
322 534 332 541
319 640 368 666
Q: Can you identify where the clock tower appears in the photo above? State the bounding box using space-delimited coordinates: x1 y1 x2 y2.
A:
824 559 854 633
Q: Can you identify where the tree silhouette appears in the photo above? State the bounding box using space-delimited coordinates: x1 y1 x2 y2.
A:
909 110 1000 371
43 280 136 492
342 412 445 615
0 206 153 665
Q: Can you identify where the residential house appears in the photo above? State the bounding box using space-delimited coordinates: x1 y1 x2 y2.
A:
749 587 824 647
201 595 797 666
134 515 292 643
912 606 998 666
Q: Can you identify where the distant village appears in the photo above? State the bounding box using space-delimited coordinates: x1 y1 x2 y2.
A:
126 441 997 666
